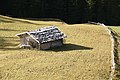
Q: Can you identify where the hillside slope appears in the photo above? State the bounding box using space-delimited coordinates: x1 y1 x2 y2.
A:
0 15 112 80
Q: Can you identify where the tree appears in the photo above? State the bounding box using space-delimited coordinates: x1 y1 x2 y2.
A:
0 0 120 25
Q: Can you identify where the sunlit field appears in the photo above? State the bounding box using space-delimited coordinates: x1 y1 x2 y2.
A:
0 15 112 80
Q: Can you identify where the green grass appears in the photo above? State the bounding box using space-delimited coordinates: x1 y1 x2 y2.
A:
109 26 120 60
0 15 113 80
109 26 120 80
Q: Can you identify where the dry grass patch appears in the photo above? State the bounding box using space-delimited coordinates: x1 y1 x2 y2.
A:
0 15 112 80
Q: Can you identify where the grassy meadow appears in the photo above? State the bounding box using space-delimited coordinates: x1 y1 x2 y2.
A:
0 15 113 80
109 26 120 62
109 26 120 80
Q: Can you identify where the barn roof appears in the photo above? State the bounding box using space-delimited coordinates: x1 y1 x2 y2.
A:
16 26 67 43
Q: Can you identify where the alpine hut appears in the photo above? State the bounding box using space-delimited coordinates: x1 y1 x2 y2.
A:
16 26 67 50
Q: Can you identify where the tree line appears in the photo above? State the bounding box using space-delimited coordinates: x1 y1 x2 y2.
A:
0 0 120 25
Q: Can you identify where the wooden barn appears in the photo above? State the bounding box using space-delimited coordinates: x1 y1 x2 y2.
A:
16 26 67 50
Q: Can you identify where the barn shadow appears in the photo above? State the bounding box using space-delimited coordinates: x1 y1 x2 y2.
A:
47 44 93 52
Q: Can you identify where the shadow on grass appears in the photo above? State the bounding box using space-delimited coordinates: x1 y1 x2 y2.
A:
0 16 41 25
0 37 19 51
109 28 120 79
0 29 27 32
46 44 93 52
0 37 18 38
114 36 120 79
0 19 14 23
0 48 20 51
0 36 93 51
27 18 64 22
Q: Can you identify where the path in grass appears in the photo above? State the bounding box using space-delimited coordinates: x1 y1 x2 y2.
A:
0 16 112 80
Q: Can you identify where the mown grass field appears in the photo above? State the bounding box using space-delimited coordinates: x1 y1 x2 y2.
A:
0 15 113 80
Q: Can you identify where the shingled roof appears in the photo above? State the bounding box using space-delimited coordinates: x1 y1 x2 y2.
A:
16 26 67 43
